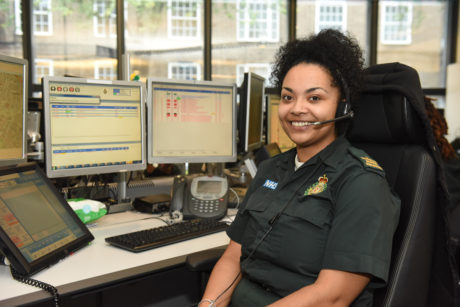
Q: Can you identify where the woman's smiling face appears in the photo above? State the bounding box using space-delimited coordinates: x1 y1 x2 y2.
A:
278 63 341 158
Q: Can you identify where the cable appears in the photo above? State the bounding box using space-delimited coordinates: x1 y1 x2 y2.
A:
228 187 241 209
10 266 60 306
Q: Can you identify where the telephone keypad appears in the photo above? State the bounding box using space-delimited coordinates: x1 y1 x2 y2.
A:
191 197 223 214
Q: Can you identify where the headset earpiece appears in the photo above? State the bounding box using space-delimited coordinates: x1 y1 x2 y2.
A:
336 100 351 118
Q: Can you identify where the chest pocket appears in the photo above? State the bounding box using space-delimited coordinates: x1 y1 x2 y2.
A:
282 190 333 229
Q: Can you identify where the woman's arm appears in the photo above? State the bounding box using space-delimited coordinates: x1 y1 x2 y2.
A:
268 269 370 307
199 240 243 307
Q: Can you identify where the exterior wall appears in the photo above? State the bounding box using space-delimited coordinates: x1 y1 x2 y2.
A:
0 0 449 87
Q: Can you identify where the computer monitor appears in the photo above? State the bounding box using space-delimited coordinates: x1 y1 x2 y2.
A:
147 78 237 164
0 54 28 166
266 93 296 152
237 72 265 154
0 163 94 276
43 77 146 178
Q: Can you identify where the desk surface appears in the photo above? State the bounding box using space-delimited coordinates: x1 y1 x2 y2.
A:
0 211 232 306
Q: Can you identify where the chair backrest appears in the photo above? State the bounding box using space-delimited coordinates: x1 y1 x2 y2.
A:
347 67 437 307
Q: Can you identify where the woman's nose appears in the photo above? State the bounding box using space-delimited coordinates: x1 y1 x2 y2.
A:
290 99 308 114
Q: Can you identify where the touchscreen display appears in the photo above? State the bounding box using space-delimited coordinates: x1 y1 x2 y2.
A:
0 163 93 275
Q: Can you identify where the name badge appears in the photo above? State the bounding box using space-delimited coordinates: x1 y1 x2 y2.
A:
263 179 278 190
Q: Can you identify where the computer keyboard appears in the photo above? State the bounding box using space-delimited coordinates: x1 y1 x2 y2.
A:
105 219 229 253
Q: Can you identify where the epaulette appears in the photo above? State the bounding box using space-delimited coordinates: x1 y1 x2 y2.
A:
347 147 385 176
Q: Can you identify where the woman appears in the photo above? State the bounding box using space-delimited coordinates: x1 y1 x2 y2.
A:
199 29 400 307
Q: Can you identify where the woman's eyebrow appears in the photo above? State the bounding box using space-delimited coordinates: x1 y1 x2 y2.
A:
281 86 329 94
306 87 328 94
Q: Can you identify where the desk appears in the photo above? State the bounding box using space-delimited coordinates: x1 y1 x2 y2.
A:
0 211 231 306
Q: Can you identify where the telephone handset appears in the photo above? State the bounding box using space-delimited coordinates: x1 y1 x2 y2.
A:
170 175 229 220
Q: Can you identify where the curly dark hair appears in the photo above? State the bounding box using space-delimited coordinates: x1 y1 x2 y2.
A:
425 96 457 160
271 29 365 105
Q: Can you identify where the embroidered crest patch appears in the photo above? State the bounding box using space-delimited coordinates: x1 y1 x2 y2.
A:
360 156 383 170
305 174 328 195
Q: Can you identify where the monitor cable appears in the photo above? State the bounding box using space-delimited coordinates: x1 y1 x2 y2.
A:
10 265 60 307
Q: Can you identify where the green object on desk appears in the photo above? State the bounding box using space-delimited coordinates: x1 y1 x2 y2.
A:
68 198 107 224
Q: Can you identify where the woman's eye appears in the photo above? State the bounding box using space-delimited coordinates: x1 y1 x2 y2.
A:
309 96 320 102
281 95 293 102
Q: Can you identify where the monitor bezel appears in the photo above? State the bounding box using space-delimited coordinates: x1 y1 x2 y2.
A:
238 72 265 154
0 162 94 276
266 92 281 145
0 54 28 167
43 76 147 178
147 77 237 164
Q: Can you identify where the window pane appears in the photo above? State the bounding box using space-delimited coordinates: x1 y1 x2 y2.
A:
0 0 23 58
296 0 369 64
377 0 448 88
212 0 288 86
126 0 203 82
33 0 118 85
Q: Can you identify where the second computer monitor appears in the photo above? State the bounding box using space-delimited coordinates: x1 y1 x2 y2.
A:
43 77 146 178
266 93 296 152
147 78 237 164
0 54 28 167
237 72 265 154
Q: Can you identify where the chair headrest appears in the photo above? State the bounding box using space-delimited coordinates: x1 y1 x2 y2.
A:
347 63 426 145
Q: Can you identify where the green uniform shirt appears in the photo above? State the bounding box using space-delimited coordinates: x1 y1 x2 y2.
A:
227 136 400 306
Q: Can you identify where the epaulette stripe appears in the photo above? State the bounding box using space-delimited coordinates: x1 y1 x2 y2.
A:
360 156 383 170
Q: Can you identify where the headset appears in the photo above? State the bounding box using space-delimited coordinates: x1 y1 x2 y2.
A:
305 72 353 126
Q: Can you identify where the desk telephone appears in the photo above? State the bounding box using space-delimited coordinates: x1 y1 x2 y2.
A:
170 175 229 220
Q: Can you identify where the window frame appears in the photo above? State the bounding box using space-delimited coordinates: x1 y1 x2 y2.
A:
33 0 53 36
315 0 347 33
34 59 54 84
167 0 201 39
94 60 117 80
93 0 117 38
236 0 280 43
380 1 413 45
168 62 202 80
236 63 272 86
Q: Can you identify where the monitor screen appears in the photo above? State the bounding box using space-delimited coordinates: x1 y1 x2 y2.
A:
237 72 265 154
147 78 237 164
0 54 28 166
43 77 146 178
266 93 295 152
0 163 94 276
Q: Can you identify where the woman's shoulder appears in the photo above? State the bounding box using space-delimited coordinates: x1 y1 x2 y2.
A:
341 145 386 178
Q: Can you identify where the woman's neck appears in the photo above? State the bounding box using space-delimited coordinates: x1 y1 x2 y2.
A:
296 135 337 162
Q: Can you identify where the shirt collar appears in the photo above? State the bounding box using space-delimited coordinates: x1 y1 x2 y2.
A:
276 136 350 171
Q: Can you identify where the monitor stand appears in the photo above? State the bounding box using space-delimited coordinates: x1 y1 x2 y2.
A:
107 172 133 213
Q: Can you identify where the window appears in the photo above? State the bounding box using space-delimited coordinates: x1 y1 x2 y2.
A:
381 2 412 45
14 0 22 35
168 62 201 80
315 1 347 33
168 0 200 39
34 0 53 36
35 59 54 83
94 61 117 80
94 0 116 38
236 63 271 86
237 0 280 42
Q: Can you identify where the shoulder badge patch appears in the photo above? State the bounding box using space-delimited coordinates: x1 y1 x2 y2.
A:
360 156 383 170
305 174 328 195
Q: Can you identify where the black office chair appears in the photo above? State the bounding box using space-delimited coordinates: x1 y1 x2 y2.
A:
346 65 438 306
187 62 451 306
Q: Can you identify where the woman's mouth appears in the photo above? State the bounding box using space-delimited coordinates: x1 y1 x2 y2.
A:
291 121 313 127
